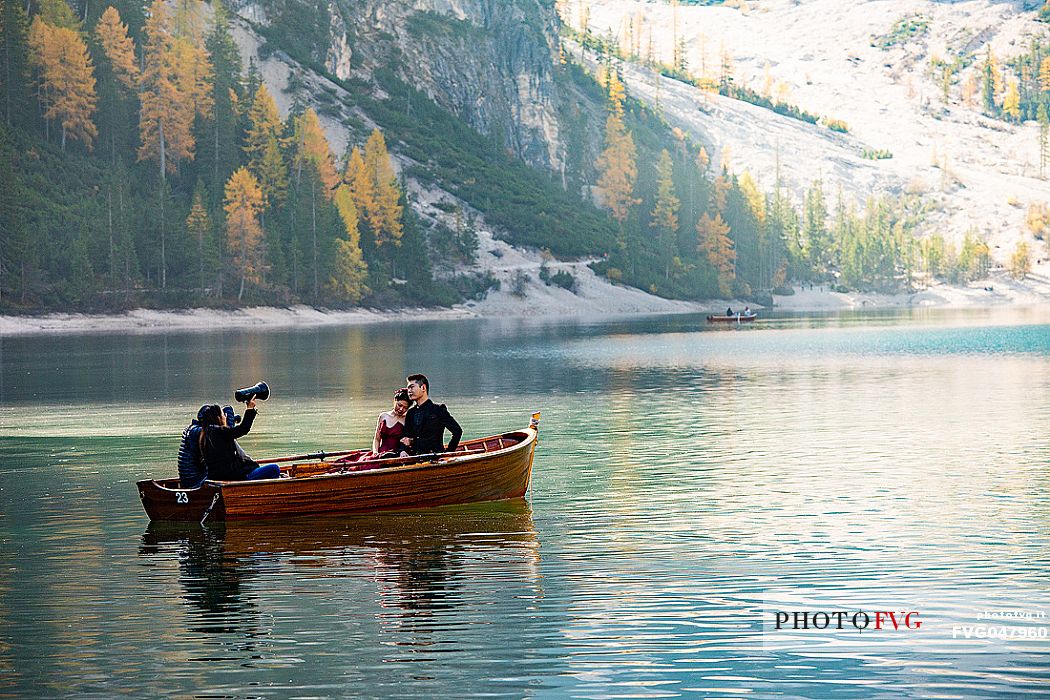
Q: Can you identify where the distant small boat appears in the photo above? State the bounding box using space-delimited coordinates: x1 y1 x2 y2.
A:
707 312 757 323
137 415 540 522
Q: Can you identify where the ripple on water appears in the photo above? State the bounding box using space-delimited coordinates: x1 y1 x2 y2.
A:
1 314 1050 696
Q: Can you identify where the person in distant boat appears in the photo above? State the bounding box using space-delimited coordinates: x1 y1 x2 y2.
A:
198 398 280 481
743 306 751 316
369 387 411 458
726 307 733 316
400 374 462 455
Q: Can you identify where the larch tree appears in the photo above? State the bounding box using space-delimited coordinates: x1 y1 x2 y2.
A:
650 148 679 280
595 112 639 244
363 129 403 247
1039 56 1050 94
1009 240 1031 280
244 84 287 208
292 107 338 194
28 17 97 151
290 108 337 296
172 37 212 119
94 6 137 89
172 0 207 45
139 0 193 179
343 145 378 235
1038 103 1049 180
224 167 265 300
961 72 978 107
328 184 369 302
139 0 212 288
94 5 138 162
697 211 735 297
1003 79 1021 122
606 68 625 119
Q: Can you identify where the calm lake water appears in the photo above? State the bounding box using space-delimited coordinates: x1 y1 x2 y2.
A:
2 307 1050 698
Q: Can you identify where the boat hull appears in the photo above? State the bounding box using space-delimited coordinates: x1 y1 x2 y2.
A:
706 314 757 323
137 427 538 522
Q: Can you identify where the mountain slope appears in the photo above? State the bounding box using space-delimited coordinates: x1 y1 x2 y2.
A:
582 0 1050 261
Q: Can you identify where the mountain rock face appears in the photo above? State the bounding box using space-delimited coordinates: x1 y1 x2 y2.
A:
342 0 564 171
233 0 566 171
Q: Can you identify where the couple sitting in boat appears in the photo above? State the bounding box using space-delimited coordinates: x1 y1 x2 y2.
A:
368 374 463 459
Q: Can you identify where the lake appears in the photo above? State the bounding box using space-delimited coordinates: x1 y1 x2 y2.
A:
1 307 1049 698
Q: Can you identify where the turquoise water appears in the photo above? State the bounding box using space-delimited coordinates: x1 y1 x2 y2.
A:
1 308 1049 697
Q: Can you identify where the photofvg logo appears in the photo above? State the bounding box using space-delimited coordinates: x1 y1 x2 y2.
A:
762 588 1050 654
774 610 922 632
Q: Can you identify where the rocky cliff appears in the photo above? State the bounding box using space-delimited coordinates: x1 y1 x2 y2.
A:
232 0 566 172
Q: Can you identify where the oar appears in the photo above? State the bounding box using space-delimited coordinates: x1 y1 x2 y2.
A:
257 449 365 464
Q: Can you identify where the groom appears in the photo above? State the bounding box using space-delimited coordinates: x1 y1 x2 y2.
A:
401 373 463 455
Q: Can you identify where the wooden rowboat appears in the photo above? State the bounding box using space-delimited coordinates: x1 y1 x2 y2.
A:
137 415 540 522
706 313 757 323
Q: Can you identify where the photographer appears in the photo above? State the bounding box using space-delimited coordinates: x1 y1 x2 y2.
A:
199 397 279 481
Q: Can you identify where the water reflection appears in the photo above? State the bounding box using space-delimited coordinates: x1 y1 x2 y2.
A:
138 500 541 665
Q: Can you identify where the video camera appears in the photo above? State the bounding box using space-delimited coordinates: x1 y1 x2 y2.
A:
222 405 241 427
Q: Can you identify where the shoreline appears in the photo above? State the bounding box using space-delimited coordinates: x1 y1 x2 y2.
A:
1 269 1048 337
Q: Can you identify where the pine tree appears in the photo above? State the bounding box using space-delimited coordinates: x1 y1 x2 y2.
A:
202 1 242 210
650 148 679 280
981 48 997 113
803 179 829 276
363 129 403 247
37 0 79 30
28 18 98 151
696 211 735 296
0 128 28 304
328 184 368 302
1 0 32 127
186 180 210 291
224 167 265 300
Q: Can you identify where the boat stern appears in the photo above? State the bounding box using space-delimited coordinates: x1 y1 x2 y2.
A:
137 478 225 522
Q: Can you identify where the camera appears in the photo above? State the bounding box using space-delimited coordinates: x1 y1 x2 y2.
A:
222 405 241 426
234 381 269 404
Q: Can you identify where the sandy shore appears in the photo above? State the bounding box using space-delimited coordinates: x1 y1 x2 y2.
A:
772 263 1050 311
2 264 1048 337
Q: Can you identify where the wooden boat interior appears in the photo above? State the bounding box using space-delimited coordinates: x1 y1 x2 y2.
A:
146 430 532 490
